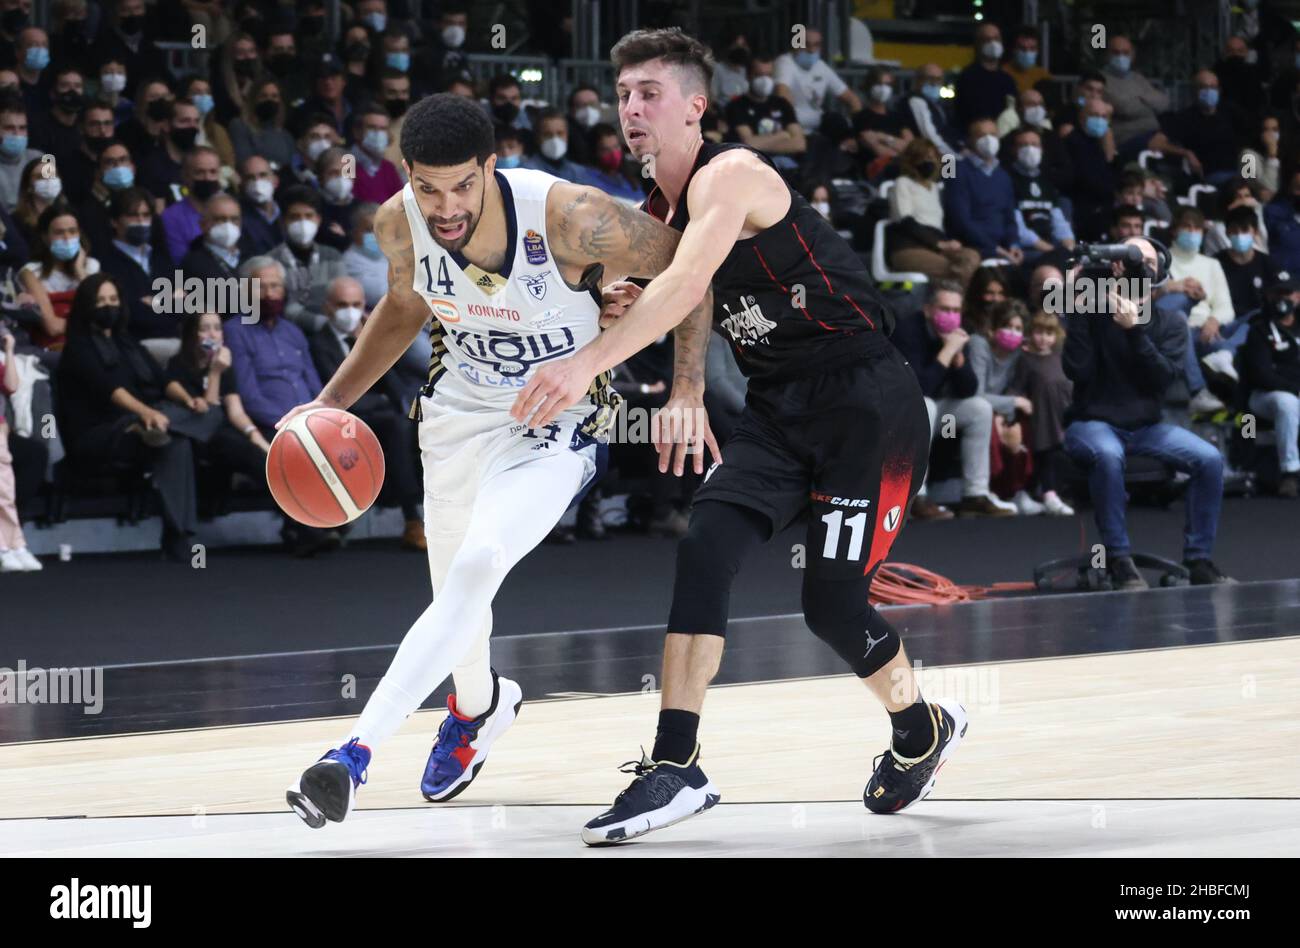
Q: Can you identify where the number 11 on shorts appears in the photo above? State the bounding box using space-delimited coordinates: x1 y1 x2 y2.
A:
821 510 867 560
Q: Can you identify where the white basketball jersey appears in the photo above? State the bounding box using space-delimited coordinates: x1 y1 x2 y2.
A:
402 168 620 441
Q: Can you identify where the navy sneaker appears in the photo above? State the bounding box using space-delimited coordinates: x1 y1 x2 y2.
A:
421 672 523 802
864 700 968 814
581 745 721 846
287 737 371 829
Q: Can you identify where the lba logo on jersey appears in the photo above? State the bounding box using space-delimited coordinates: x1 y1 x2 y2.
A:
721 294 777 346
518 271 549 301
523 229 547 265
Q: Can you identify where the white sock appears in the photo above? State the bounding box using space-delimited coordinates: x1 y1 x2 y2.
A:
452 624 494 719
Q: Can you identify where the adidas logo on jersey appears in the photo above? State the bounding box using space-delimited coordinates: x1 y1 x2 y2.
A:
721 295 777 346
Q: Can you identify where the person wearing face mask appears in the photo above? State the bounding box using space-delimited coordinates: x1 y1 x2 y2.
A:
1148 70 1246 187
159 147 224 265
230 79 297 172
522 109 587 182
308 275 426 550
269 186 345 334
1264 169 1300 275
0 99 39 211
314 147 357 252
235 155 282 257
1238 279 1300 497
0 0 31 62
97 59 134 125
891 279 1017 518
493 124 526 170
91 0 168 85
564 85 602 165
942 119 1024 266
1214 35 1266 115
291 117 339 187
886 138 980 286
1003 27 1050 94
14 28 51 115
19 205 98 349
771 28 861 133
578 123 643 201
76 140 140 265
413 7 470 94
710 31 752 105
1237 112 1284 204
1005 126 1075 265
486 73 533 141
289 54 353 141
113 79 169 159
902 62 958 158
1062 98 1119 240
953 23 1017 132
349 107 404 203
179 192 244 284
98 187 176 341
1216 205 1283 317
27 66 86 181
379 71 413 174
180 76 236 171
724 53 806 171
140 98 212 205
851 67 911 167
341 202 387 307
57 272 200 562
263 30 310 107
1096 35 1169 162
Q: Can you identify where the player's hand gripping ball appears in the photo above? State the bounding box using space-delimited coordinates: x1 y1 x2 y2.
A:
266 408 385 527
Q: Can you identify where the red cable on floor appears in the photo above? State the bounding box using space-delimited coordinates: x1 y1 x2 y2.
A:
868 563 1036 606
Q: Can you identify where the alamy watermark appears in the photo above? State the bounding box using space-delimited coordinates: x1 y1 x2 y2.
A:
0 661 103 714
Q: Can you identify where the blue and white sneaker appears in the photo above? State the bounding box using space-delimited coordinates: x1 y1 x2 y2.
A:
287 737 371 829
420 671 523 802
581 744 721 846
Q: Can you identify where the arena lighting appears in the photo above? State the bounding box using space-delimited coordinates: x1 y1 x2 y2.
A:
940 85 956 99
519 67 544 82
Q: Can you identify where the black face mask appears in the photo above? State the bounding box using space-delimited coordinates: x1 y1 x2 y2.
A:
254 100 279 123
93 304 121 329
85 135 112 155
124 223 151 246
63 21 88 44
119 14 144 35
146 98 172 122
170 127 199 150
233 58 259 79
386 97 409 118
345 42 370 63
190 179 220 200
2 9 28 33
56 90 84 113
492 101 519 123
268 53 298 77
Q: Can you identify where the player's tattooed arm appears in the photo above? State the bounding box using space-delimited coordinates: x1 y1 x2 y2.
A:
670 285 711 398
548 182 681 282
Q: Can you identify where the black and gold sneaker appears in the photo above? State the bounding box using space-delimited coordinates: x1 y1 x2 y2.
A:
864 700 968 814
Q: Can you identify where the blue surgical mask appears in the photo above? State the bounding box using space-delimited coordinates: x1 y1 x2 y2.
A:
1014 50 1037 69
386 52 410 72
1109 54 1131 75
793 51 818 70
104 165 134 189
25 46 50 71
921 83 942 103
362 232 382 257
363 129 389 153
1175 230 1203 253
0 134 27 157
1229 233 1254 254
192 94 214 116
1198 88 1219 109
364 12 386 32
51 237 80 261
1084 115 1109 138
497 153 520 169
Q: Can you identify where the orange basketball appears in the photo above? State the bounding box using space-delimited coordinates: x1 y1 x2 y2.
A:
266 408 386 528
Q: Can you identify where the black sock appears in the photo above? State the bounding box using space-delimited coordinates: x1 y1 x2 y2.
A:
888 700 935 759
651 709 699 765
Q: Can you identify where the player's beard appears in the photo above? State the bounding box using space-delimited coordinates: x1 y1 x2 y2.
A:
426 187 485 253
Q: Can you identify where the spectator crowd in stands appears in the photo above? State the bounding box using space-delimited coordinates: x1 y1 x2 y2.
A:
0 3 1297 587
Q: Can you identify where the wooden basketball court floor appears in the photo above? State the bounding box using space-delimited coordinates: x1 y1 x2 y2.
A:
2 581 1298 857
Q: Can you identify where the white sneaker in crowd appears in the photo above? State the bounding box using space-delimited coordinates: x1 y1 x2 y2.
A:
1013 490 1046 516
1042 491 1075 516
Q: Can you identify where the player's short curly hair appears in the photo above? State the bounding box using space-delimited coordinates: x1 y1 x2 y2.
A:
610 27 714 95
400 93 496 168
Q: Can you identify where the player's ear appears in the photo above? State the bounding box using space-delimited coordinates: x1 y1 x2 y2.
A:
483 153 497 179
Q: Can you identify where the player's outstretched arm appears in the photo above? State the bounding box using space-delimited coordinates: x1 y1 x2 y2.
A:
274 195 431 429
512 161 753 431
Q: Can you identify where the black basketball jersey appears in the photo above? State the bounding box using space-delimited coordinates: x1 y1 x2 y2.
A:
642 141 895 381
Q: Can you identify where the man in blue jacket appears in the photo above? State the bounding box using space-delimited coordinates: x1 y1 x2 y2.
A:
942 118 1024 266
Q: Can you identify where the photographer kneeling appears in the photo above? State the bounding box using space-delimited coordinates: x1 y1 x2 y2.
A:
1060 237 1233 588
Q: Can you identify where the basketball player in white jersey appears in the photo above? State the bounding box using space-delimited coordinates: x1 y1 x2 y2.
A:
280 94 718 828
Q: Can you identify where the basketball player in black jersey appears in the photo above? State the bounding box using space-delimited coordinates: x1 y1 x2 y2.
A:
512 28 968 845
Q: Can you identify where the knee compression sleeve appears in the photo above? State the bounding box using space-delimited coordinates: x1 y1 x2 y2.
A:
802 577 901 677
666 501 770 636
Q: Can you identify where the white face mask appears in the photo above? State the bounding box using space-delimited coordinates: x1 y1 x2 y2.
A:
305 137 331 162
1023 105 1047 126
442 25 466 48
1017 145 1042 169
34 176 62 200
245 178 274 204
100 72 127 94
976 134 1000 159
749 75 774 98
287 218 318 246
981 41 1003 60
812 201 831 219
208 221 240 248
330 305 363 334
540 135 568 161
323 176 353 202
870 84 892 104
574 105 600 128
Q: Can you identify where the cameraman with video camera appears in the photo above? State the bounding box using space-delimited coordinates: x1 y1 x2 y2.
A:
1060 237 1233 588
